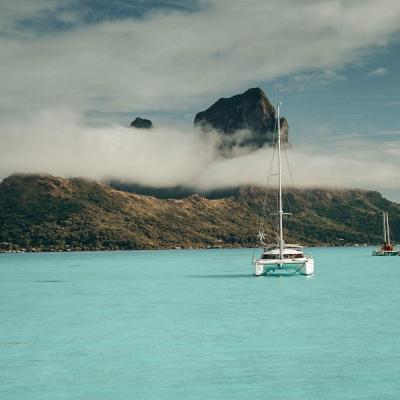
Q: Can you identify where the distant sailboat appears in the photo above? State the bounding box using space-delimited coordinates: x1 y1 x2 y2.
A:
372 212 399 256
252 102 314 276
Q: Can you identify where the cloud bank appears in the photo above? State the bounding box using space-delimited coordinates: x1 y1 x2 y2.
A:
367 67 388 77
0 0 400 119
1 1 400 200
1 108 400 201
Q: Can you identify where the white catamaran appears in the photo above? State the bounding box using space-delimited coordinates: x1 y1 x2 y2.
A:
372 211 399 256
253 102 314 276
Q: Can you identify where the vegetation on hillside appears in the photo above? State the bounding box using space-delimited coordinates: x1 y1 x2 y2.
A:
1 174 399 252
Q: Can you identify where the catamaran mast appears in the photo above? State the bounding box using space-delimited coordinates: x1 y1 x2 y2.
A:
383 211 387 244
277 102 284 259
386 212 391 245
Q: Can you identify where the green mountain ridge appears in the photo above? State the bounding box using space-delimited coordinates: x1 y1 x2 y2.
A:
1 173 399 252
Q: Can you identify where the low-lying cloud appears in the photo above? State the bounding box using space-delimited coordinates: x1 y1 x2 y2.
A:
1 108 400 201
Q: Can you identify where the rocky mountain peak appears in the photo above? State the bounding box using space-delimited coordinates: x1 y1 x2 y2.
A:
194 87 288 149
130 117 153 129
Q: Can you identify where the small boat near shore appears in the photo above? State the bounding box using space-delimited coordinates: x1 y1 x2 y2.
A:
252 102 314 276
372 211 399 256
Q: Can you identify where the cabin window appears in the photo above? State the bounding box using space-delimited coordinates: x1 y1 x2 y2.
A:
261 253 303 259
261 254 278 259
284 253 303 259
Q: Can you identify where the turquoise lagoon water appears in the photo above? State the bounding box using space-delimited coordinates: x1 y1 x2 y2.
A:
1 247 400 399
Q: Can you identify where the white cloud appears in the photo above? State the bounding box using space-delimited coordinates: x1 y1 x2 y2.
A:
274 69 346 92
0 108 220 187
1 2 400 201
383 100 400 106
367 67 388 77
0 0 399 119
378 129 400 135
1 108 400 201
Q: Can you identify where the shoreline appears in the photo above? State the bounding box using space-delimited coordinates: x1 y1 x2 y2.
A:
0 243 375 254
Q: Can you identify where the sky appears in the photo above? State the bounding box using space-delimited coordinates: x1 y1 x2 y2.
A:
0 0 400 200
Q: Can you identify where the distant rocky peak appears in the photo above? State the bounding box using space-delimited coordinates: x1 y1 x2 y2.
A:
130 117 153 129
194 87 288 150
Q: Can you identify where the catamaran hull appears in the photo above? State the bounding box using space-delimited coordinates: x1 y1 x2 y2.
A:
372 250 399 256
254 258 314 276
301 258 314 275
